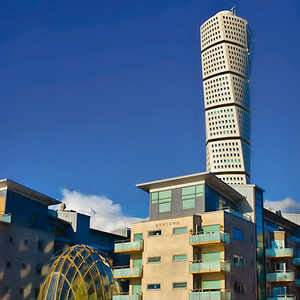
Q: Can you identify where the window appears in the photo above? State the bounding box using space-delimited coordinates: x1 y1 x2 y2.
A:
233 255 245 267
151 190 172 213
148 257 161 263
203 251 221 261
173 227 187 234
234 282 245 294
148 230 161 237
233 228 244 241
36 264 42 275
173 282 187 289
134 233 143 241
173 254 187 261
147 284 160 290
38 240 44 252
182 184 203 210
203 280 221 289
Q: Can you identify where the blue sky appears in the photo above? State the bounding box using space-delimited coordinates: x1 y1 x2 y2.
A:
1 0 300 222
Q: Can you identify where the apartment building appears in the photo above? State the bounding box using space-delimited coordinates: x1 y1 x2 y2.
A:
113 172 260 300
112 172 300 300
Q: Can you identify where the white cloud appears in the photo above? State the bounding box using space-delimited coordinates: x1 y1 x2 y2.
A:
264 198 300 213
58 189 144 233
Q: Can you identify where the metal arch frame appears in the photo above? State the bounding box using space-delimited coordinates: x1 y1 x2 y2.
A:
38 244 116 300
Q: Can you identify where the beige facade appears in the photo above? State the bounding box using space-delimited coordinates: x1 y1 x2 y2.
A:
113 172 258 300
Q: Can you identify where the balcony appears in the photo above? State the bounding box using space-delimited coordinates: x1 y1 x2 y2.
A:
190 289 231 300
0 213 11 224
113 293 142 300
267 297 296 300
190 231 230 246
293 257 300 265
266 248 293 258
190 260 230 274
114 240 143 254
114 266 143 279
266 271 295 282
223 208 252 222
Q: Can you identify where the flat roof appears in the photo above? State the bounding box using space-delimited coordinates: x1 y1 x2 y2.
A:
0 179 61 206
264 209 300 231
136 172 245 203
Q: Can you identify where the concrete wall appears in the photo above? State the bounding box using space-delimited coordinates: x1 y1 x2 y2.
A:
0 223 54 300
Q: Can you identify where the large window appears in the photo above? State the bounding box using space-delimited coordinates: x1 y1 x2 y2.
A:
134 233 143 241
205 186 235 212
203 251 221 261
233 228 244 241
203 280 221 289
181 185 203 210
151 190 172 213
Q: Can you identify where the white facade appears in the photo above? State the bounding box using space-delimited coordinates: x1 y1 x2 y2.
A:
201 10 253 185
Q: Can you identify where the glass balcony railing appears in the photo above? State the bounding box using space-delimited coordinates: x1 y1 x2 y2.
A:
190 260 230 274
190 289 231 300
293 257 300 265
265 248 293 257
223 208 252 222
113 294 142 300
114 266 143 278
0 213 11 223
266 271 295 282
267 296 296 300
190 231 230 245
114 240 143 253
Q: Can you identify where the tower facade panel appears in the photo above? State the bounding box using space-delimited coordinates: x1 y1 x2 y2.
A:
201 10 253 185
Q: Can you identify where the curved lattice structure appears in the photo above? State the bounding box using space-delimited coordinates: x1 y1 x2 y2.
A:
201 10 254 185
38 244 119 300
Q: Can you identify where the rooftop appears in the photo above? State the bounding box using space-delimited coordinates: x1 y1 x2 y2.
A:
137 172 245 203
0 179 61 206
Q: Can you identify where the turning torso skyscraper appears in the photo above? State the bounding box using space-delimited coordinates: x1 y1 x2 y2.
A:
200 10 254 185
